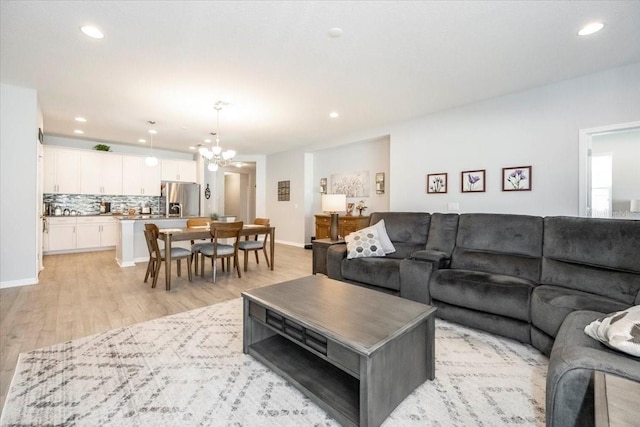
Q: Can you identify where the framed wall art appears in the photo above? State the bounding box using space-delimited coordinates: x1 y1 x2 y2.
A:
461 169 486 193
277 180 290 201
331 170 370 197
427 173 447 194
502 166 531 191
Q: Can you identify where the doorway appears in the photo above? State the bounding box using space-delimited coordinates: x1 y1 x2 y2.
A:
222 164 256 223
579 121 640 218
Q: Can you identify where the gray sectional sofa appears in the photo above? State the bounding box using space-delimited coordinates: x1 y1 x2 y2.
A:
326 211 640 427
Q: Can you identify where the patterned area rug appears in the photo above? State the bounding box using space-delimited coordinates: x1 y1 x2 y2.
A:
1 298 548 426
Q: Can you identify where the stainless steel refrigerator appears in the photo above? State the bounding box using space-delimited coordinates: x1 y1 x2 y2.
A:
160 181 200 217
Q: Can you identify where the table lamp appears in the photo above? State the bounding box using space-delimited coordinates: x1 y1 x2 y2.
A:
322 194 346 241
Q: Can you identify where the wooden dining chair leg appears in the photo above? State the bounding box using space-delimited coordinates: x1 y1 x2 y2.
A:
177 259 182 277
212 257 217 283
187 258 192 281
201 253 205 276
151 258 162 288
254 251 260 264
263 246 270 268
193 253 199 276
243 251 249 272
144 259 153 282
235 255 241 278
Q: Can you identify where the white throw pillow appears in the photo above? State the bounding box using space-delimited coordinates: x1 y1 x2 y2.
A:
346 228 386 259
584 305 640 357
348 219 395 254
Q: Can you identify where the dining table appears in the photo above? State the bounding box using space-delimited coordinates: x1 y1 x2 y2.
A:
157 224 275 291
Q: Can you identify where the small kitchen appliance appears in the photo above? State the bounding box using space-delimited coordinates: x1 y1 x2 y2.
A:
100 201 111 214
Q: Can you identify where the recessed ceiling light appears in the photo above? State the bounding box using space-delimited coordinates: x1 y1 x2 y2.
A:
189 146 196 150
328 27 343 38
329 112 339 118
578 22 604 36
75 117 87 122
73 129 84 134
80 25 104 39
204 138 212 143
148 129 158 135
138 139 146 143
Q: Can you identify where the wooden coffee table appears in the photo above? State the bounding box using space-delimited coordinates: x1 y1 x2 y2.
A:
242 275 437 427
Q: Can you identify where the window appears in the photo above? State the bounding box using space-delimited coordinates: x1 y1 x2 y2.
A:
590 153 612 218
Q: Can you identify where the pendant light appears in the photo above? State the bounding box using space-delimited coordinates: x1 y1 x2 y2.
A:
145 121 158 166
199 101 236 172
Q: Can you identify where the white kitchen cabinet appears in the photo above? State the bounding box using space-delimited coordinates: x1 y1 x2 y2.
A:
122 155 161 195
43 146 79 194
76 217 117 249
161 159 197 182
79 151 123 195
46 217 76 251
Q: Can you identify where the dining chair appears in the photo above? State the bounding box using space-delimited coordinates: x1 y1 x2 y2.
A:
186 217 212 275
143 223 192 288
199 221 243 283
238 218 270 272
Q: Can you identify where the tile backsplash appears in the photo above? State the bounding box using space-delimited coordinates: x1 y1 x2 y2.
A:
44 194 161 215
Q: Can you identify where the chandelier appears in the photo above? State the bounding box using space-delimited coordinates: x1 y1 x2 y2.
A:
199 101 236 172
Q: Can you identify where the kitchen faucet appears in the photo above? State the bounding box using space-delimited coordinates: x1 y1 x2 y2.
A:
170 203 182 217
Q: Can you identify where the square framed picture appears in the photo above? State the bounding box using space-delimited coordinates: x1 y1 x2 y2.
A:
502 166 532 191
427 173 447 193
461 169 486 193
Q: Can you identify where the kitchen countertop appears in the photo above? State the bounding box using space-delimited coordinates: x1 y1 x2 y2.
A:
45 214 201 220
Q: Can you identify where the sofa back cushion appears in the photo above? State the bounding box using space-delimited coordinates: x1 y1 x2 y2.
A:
541 216 640 304
425 213 459 255
369 212 431 259
450 213 543 282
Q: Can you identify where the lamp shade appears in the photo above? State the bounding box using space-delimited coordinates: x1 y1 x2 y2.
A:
631 200 640 213
322 194 346 213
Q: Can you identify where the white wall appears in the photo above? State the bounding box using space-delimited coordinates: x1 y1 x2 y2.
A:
266 62 640 246
266 148 307 246
1 84 39 288
389 62 640 215
309 135 390 242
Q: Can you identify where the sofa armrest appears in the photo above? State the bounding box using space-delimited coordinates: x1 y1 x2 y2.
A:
327 244 347 281
409 249 451 268
399 257 438 305
547 310 640 427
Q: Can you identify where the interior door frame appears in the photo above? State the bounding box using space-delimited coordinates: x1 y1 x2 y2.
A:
578 120 640 217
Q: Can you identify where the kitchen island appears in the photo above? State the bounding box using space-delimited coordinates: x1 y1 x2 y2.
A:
115 215 196 267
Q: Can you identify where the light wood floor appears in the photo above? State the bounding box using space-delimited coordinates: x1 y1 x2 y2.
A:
0 244 312 412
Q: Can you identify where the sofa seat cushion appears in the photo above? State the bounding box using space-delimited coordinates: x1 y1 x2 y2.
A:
430 269 535 322
531 285 629 338
341 257 401 291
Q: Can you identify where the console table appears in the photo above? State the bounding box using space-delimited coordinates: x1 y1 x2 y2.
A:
315 214 369 239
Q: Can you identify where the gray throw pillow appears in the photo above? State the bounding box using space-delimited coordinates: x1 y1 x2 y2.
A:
346 228 386 259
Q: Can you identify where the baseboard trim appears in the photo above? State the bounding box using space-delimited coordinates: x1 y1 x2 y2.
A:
1 277 38 289
274 240 305 248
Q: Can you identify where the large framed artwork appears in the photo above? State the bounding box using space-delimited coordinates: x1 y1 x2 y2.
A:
502 166 532 191
426 173 447 194
331 171 370 197
461 169 486 193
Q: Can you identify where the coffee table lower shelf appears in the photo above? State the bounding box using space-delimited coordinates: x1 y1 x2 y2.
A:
249 335 360 425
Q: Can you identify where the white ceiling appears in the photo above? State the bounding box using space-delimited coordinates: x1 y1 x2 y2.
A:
2 1 639 155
